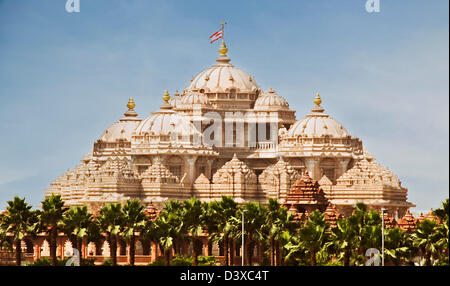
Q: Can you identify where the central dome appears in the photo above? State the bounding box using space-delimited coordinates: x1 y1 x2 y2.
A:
184 42 259 94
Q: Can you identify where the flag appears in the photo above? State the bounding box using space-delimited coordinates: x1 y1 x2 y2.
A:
209 29 223 43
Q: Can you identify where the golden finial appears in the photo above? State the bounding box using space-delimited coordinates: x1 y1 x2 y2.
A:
162 90 170 103
218 40 228 56
127 97 135 110
313 93 322 106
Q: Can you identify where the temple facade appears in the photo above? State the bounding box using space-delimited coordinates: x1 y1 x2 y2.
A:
45 40 414 218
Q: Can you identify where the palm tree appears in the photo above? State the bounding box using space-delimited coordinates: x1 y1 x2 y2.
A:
154 214 174 266
39 194 68 266
297 210 329 266
234 202 267 266
181 197 204 266
161 200 185 255
326 217 359 266
61 205 95 259
200 201 220 256
122 200 146 266
384 227 411 266
209 196 238 266
265 199 297 266
98 203 124 266
1 196 38 266
411 219 440 266
433 198 449 262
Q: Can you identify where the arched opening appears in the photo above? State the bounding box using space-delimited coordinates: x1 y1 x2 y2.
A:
166 156 184 180
320 158 336 184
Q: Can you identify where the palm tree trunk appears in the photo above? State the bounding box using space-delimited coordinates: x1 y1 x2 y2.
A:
165 249 170 266
129 235 136 266
275 240 282 266
224 235 229 266
110 236 117 266
192 237 198 266
229 238 234 266
247 239 254 266
344 248 350 266
50 228 57 266
310 251 317 266
270 238 275 266
78 238 83 260
425 250 432 266
15 239 21 266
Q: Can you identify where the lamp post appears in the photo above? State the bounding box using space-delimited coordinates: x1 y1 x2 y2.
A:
381 207 385 266
242 209 248 266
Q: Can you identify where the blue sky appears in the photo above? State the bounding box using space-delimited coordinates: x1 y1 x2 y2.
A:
0 0 448 213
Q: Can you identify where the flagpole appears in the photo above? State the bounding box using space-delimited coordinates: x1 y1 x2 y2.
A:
220 21 227 42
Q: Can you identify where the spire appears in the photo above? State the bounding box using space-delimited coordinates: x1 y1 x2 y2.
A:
312 92 325 113
216 22 231 64
127 97 135 109
123 97 139 119
160 90 172 110
314 93 322 106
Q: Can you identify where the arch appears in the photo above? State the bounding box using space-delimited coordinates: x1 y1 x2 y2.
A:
320 158 337 184
41 240 50 257
166 156 184 179
135 240 144 256
87 242 96 256
102 240 110 257
64 240 73 256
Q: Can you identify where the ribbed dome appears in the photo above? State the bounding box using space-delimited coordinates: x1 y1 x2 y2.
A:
287 99 349 138
178 91 211 107
254 88 289 110
98 99 141 142
185 53 259 94
135 110 200 137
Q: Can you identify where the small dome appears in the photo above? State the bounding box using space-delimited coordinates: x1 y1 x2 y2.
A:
287 94 349 138
254 88 289 110
135 110 200 138
98 98 141 143
178 91 211 107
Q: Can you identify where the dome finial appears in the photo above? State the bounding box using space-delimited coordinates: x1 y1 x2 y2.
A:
218 40 228 56
314 93 322 106
162 90 170 103
127 97 136 110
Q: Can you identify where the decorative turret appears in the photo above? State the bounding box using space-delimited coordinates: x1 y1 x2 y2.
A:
284 172 329 214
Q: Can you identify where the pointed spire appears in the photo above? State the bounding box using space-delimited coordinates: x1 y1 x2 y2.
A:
160 90 173 110
314 93 322 106
127 97 136 110
162 90 170 103
123 97 139 119
312 92 325 113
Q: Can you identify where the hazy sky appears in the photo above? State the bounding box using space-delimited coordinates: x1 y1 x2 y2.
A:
0 0 448 213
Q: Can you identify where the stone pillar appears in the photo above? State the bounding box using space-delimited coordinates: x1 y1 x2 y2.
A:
34 240 41 261
206 159 214 180
304 158 319 180
186 156 197 184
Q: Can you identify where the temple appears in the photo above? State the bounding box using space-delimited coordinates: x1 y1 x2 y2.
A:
45 39 415 218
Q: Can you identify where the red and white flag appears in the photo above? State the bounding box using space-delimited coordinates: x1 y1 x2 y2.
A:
209 29 223 43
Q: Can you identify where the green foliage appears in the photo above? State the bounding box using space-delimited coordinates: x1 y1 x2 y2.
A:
147 257 166 266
